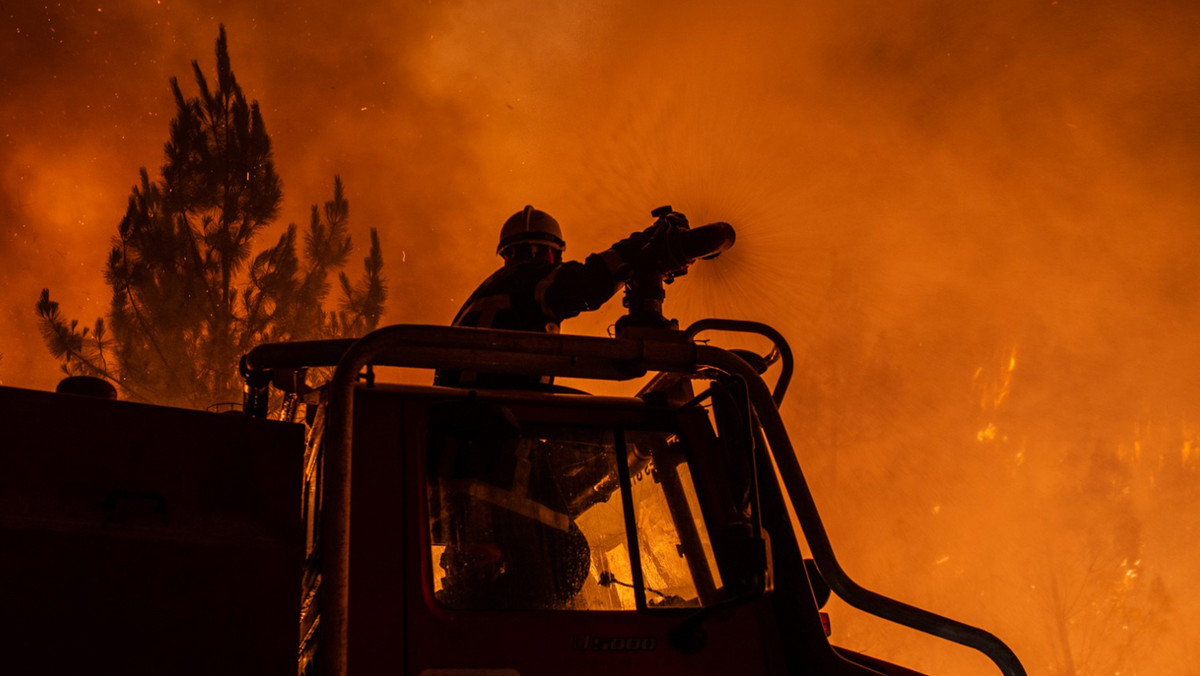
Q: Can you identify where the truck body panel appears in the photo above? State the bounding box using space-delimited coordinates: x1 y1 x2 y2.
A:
0 385 304 676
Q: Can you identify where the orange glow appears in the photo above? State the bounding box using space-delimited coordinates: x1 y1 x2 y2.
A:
3 1 1199 673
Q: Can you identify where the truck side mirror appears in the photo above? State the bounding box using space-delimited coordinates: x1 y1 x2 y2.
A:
716 522 768 595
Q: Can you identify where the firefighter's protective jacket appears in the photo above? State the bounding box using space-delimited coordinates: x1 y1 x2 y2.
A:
435 229 651 388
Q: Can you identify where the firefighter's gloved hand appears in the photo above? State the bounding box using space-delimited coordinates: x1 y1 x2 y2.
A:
636 223 693 277
604 211 693 281
658 210 689 230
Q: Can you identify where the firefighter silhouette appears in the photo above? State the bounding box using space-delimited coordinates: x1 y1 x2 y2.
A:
430 206 685 608
434 205 674 389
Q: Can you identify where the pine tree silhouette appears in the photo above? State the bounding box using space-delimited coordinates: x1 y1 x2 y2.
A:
38 26 386 408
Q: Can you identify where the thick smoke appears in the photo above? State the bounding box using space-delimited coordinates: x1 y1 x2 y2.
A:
3 0 1198 672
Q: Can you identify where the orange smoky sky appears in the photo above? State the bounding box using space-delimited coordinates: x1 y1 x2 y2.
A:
3 0 1199 673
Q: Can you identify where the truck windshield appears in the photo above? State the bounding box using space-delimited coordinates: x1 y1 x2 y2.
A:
426 420 726 611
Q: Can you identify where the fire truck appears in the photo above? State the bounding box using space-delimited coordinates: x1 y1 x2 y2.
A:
1 215 1026 676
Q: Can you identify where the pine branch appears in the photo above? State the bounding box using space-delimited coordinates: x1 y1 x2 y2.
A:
36 289 113 382
108 203 183 389
338 228 388 335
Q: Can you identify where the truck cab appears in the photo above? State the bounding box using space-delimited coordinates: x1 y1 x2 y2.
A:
241 321 1026 676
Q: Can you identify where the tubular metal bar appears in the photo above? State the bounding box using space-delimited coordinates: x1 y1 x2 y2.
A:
694 345 1028 676
684 319 794 405
243 325 705 383
613 429 648 610
315 324 702 676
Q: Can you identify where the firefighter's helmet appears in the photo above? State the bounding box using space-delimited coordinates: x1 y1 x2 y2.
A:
497 205 565 256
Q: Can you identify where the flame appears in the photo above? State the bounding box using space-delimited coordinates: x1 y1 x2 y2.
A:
972 345 1018 413
976 422 998 443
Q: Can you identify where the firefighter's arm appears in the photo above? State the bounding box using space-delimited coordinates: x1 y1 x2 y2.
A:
538 225 660 320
